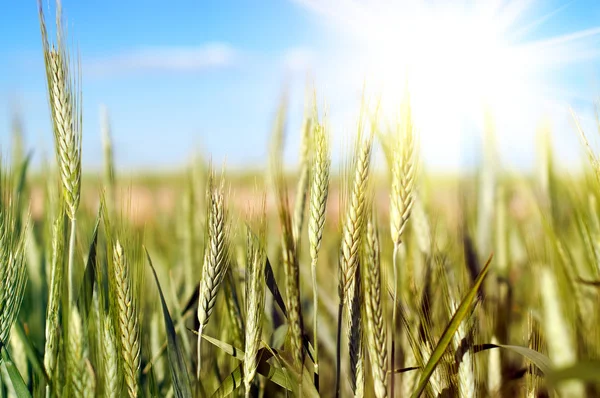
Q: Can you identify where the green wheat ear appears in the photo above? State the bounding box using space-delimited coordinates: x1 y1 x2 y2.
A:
0 166 29 349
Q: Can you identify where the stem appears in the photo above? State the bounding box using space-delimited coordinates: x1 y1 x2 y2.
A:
391 243 399 398
335 297 343 398
311 258 319 391
67 218 77 305
197 324 204 380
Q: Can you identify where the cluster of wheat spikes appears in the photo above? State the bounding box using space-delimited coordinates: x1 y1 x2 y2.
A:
0 1 598 397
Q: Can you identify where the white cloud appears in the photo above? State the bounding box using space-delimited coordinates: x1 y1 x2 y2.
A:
85 43 238 77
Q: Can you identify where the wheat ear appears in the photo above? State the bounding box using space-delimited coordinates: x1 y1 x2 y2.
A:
389 92 416 397
336 103 374 397
347 267 364 397
0 197 28 347
102 315 120 398
292 111 312 248
43 210 65 378
362 215 387 398
277 183 305 372
67 306 85 396
196 177 229 378
308 119 330 389
340 132 374 296
39 0 82 307
112 239 141 398
244 222 266 398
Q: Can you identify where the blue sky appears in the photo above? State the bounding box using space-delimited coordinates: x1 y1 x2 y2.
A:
2 0 600 172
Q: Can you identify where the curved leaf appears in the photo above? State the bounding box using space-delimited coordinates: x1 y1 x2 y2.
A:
474 343 552 375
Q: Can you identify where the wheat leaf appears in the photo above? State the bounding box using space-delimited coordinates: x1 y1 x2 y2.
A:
1 346 31 398
411 255 493 398
146 248 192 398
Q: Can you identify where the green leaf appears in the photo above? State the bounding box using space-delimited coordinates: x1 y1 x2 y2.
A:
13 152 32 234
76 206 102 323
474 344 552 375
210 362 243 398
264 256 287 317
198 331 316 397
272 347 319 398
146 248 193 398
189 329 245 361
264 256 315 363
209 345 318 398
13 322 49 385
1 346 32 398
411 255 493 398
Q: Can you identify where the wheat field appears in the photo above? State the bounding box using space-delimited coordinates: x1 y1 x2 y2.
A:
0 1 598 397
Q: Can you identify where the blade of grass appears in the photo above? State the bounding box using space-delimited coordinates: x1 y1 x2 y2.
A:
76 207 101 323
1 346 32 398
145 248 192 398
13 322 49 385
264 256 315 362
411 255 493 398
473 343 552 375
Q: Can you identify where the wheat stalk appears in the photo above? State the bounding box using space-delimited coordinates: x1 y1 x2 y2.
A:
197 176 229 378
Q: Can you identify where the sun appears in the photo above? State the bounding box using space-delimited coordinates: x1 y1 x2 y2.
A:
296 0 600 169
